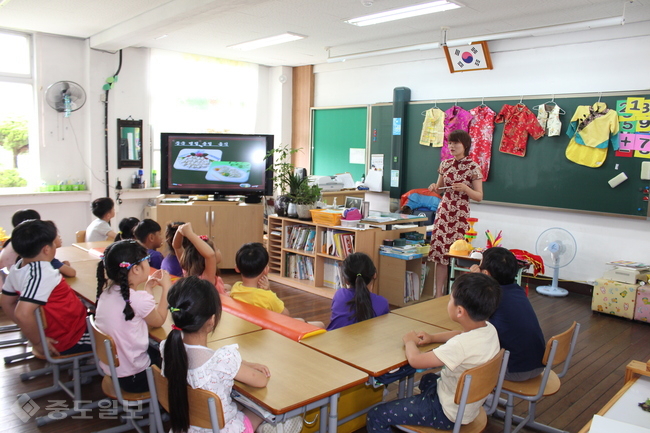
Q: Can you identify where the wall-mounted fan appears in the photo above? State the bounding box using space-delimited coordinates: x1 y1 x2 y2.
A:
45 81 86 117
535 227 577 297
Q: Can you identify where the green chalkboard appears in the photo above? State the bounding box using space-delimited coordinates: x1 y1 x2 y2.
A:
312 107 367 181
369 94 650 218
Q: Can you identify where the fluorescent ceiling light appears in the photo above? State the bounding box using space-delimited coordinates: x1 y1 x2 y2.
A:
345 1 461 27
228 32 306 51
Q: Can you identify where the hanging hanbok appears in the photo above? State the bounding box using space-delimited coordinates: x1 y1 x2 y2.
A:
441 106 473 160
495 104 545 157
565 102 619 168
420 108 445 147
468 105 496 181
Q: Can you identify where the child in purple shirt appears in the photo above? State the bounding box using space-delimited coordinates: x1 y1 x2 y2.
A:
160 222 183 277
327 252 389 331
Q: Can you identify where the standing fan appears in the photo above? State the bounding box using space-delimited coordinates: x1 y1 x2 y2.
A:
45 81 86 117
535 227 577 297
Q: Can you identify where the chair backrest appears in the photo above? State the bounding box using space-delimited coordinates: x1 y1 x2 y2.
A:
150 364 225 430
541 321 580 377
76 230 86 243
454 348 506 405
88 315 120 367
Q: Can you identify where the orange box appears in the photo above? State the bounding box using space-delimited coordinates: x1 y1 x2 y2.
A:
309 209 343 226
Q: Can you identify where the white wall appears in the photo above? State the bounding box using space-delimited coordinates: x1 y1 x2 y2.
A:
0 34 282 247
312 22 650 284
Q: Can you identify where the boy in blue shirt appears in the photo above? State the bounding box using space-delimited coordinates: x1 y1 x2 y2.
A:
133 219 164 269
471 246 545 381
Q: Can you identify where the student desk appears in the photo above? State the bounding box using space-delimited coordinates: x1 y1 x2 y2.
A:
72 241 111 252
390 295 463 332
149 312 261 343
208 329 367 433
300 313 445 398
66 259 101 303
56 246 102 263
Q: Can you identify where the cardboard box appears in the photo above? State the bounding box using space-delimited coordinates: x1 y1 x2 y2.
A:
633 285 650 323
591 279 637 320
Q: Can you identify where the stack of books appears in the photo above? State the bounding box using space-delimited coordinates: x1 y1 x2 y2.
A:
379 245 422 260
323 258 345 289
322 229 355 258
285 254 314 281
285 225 316 252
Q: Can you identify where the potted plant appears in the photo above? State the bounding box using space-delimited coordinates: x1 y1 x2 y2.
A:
265 144 300 217
288 174 322 220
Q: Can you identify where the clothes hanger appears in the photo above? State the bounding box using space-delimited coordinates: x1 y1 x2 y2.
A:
421 100 438 115
479 97 487 108
533 95 566 115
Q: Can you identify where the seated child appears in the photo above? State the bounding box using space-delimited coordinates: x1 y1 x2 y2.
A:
327 252 389 331
471 246 545 381
231 242 288 315
0 209 75 278
133 219 164 269
114 217 140 241
1 219 90 358
95 240 171 392
173 222 227 294
160 221 183 277
86 197 117 242
232 242 324 328
367 273 501 432
161 276 274 433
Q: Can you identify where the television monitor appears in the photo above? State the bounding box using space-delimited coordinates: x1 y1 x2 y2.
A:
160 133 274 201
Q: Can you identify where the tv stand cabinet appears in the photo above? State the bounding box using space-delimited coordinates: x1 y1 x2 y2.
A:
155 201 263 269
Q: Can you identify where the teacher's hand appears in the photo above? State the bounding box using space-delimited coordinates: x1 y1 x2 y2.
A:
452 183 469 193
428 183 438 193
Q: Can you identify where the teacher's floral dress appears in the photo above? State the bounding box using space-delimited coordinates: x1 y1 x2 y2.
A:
428 157 482 266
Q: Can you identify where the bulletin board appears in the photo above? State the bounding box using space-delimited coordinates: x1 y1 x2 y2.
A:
311 106 368 181
368 93 650 218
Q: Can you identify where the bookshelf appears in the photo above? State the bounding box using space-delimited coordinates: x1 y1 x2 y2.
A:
267 215 426 300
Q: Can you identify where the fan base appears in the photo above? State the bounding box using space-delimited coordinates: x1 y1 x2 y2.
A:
536 285 569 297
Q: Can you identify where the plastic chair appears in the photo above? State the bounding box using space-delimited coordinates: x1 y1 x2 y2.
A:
75 230 86 243
396 348 509 433
147 364 225 432
499 322 580 433
24 307 103 427
87 315 154 433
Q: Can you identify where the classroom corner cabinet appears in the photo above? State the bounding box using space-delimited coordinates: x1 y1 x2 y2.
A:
267 215 426 300
155 202 263 269
377 254 435 307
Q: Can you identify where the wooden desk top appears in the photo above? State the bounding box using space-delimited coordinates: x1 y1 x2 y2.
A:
300 314 446 376
208 330 367 415
72 241 111 252
149 311 261 343
390 296 463 332
56 246 101 263
66 258 101 303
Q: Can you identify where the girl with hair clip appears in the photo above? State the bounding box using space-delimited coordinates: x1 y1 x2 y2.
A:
114 217 140 241
161 221 183 277
172 222 229 294
327 252 389 331
95 240 172 393
161 276 271 433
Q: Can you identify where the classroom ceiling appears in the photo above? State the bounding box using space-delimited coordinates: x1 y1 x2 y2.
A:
1 0 649 67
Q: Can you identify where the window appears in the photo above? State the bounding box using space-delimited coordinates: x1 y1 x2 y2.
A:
0 30 36 192
148 49 261 178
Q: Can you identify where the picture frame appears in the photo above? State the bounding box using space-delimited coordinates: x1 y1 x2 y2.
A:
345 196 363 210
443 41 493 73
117 118 143 169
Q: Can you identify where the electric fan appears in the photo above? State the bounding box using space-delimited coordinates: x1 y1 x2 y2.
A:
45 81 86 117
534 227 577 297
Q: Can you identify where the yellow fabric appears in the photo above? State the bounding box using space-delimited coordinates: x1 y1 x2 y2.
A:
420 108 445 147
230 281 285 314
569 103 619 148
565 138 609 168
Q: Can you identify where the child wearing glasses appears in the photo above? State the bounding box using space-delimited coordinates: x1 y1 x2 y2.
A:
95 240 172 392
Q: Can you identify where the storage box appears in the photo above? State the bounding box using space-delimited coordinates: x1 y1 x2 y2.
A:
633 285 650 322
591 279 637 320
309 208 342 226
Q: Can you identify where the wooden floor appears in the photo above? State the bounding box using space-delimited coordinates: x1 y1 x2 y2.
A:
1 270 649 432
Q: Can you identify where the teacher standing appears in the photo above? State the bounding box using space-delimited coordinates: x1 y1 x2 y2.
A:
428 130 483 298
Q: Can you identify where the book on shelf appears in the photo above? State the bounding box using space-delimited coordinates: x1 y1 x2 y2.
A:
285 253 314 281
404 270 421 304
323 258 344 289
322 228 355 258
285 225 316 252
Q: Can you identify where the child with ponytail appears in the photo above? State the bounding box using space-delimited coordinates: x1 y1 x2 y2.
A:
327 252 389 331
162 276 270 433
172 222 228 294
95 240 171 393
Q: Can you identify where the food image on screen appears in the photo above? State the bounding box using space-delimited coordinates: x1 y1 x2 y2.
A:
205 161 251 183
173 149 223 171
